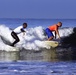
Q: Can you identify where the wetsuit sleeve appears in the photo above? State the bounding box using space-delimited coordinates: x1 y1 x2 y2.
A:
20 28 25 32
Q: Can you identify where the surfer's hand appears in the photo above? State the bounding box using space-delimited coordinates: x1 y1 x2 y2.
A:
58 37 61 40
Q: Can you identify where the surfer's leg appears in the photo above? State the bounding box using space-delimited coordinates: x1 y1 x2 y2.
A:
48 36 54 41
48 31 54 41
45 28 54 41
11 31 20 46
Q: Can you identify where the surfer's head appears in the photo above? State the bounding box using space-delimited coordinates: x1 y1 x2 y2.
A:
57 22 62 27
23 23 27 28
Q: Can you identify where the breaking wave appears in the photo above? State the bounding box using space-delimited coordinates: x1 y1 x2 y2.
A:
0 25 75 51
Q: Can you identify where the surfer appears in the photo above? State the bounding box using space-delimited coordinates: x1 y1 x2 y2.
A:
11 23 27 46
45 22 62 41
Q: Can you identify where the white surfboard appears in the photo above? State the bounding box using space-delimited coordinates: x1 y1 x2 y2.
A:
5 45 19 51
43 41 59 48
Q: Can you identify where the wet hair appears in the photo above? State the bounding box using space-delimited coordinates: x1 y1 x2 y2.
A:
23 23 27 28
58 22 62 27
58 22 62 25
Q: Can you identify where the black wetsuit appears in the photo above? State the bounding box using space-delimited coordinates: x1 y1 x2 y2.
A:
11 27 25 46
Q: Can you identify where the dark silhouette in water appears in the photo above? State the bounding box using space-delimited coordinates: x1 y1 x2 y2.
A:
61 27 76 47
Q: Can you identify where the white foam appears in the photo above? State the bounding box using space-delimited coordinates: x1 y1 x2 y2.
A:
0 25 74 51
0 25 14 43
59 28 73 38
0 37 18 51
16 26 47 50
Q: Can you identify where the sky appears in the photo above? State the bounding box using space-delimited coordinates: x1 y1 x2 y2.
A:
0 0 76 19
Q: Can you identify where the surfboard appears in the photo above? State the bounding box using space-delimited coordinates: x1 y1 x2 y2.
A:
43 41 59 48
5 45 19 51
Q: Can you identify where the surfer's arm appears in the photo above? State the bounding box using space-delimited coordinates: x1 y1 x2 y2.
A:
54 31 56 39
55 30 60 39
21 28 26 35
21 28 25 32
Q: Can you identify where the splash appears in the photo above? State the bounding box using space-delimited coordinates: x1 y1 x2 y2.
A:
0 25 73 51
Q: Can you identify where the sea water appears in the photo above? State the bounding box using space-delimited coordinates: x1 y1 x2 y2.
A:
0 18 76 75
0 18 76 28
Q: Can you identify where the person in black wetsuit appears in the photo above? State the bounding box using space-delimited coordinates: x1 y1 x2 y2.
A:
11 23 27 47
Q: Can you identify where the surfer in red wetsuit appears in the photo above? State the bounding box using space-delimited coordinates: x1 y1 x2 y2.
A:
45 22 62 41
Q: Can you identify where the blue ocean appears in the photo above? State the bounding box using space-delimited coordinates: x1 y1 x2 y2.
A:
0 18 76 75
0 18 76 28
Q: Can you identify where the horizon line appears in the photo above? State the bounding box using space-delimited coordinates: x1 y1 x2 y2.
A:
0 18 76 20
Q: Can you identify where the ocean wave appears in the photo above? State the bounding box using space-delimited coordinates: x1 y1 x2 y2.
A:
0 25 75 51
61 27 76 47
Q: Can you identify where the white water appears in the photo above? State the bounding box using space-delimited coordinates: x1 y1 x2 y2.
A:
0 25 73 51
